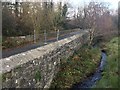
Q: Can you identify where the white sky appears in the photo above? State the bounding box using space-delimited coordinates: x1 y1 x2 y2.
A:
63 0 119 10
58 0 119 17
1 0 119 9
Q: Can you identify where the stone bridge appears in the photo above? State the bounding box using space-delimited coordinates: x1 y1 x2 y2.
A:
0 30 89 89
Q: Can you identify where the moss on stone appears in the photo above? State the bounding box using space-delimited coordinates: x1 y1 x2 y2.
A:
35 70 41 82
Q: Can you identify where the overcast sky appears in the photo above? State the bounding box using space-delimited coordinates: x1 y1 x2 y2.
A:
61 0 119 9
1 0 119 9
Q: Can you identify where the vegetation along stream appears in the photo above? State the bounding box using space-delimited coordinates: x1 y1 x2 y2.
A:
72 37 118 89
50 37 118 89
71 50 107 89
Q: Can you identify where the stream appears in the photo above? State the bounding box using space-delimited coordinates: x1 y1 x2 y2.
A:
71 50 107 89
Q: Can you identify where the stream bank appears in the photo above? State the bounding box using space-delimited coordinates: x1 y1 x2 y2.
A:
71 50 107 89
50 46 101 89
49 37 118 89
93 37 119 88
72 37 118 89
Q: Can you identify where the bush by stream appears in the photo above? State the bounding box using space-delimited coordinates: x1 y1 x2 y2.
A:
50 46 101 88
94 37 119 88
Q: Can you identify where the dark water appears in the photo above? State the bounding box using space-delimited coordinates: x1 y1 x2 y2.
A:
71 51 107 90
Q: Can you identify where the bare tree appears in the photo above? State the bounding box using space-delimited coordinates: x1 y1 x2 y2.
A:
77 2 112 46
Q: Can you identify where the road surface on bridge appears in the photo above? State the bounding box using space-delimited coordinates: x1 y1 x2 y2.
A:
2 30 82 58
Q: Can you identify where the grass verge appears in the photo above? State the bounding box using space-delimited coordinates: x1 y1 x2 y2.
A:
50 45 101 88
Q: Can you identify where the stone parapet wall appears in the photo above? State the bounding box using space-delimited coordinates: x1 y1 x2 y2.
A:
0 30 89 88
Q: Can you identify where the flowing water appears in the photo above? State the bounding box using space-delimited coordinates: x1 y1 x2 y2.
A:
71 50 107 89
